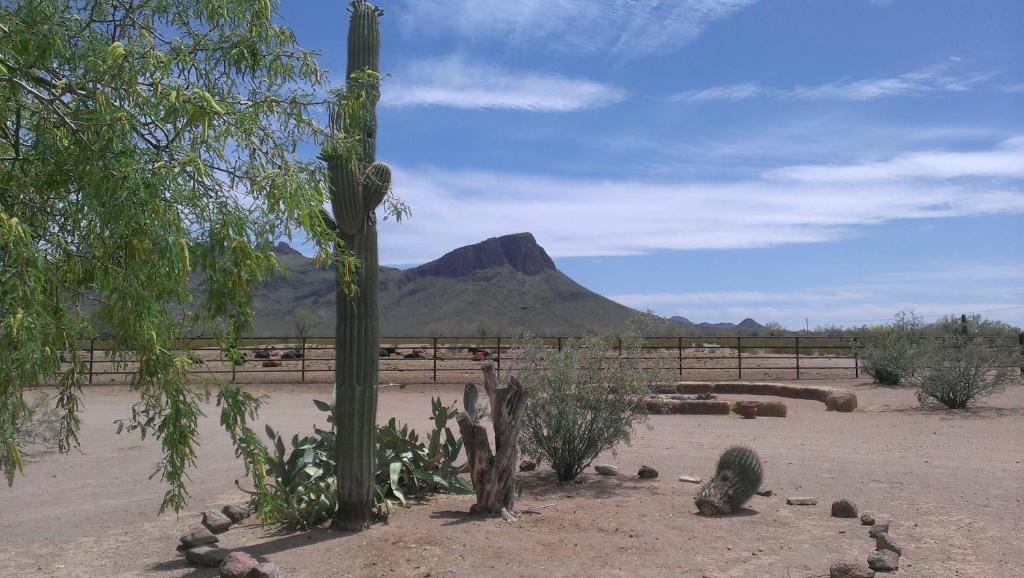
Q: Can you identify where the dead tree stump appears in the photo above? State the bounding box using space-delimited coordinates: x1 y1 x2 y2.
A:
456 361 527 520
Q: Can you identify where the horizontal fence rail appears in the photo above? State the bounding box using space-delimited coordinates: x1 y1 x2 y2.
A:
73 333 1024 386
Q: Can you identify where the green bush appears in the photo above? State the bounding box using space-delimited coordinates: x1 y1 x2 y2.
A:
248 396 471 529
913 315 1017 409
860 311 923 385
515 329 663 482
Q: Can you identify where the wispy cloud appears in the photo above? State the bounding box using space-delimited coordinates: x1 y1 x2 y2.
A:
376 137 1024 265
381 56 626 112
765 136 1024 182
397 0 757 57
668 83 764 103
669 62 993 102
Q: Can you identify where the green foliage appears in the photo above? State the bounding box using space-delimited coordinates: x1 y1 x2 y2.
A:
695 446 763 516
249 396 471 529
0 0 403 511
912 315 1018 409
860 311 924 385
515 329 663 482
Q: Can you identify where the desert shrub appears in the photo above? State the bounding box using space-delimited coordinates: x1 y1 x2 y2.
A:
15 393 61 450
515 330 663 482
248 396 471 529
860 311 923 385
913 315 1018 409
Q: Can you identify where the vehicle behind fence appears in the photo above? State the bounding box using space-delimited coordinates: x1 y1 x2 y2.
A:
74 333 1024 386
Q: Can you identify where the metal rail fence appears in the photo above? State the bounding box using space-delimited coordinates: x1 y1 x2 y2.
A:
78 333 1024 385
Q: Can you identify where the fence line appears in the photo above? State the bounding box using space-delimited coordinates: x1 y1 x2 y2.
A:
74 333 1024 386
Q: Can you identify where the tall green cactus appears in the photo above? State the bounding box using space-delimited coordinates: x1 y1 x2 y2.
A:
324 0 390 531
695 446 763 516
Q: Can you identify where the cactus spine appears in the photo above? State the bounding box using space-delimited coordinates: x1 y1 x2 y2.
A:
326 0 390 531
695 446 763 516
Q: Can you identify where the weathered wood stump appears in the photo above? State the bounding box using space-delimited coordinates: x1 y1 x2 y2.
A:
456 361 527 520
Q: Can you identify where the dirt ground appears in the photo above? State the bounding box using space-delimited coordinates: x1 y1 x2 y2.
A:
2 379 1023 577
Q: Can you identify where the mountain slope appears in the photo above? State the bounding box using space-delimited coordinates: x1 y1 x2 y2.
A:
250 233 642 336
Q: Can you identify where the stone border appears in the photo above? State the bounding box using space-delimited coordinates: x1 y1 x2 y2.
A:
651 381 858 412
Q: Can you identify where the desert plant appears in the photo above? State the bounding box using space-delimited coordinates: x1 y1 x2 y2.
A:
860 310 923 385
249 395 470 529
292 309 322 342
260 424 337 530
694 446 763 516
320 0 410 531
515 329 663 482
912 315 1017 409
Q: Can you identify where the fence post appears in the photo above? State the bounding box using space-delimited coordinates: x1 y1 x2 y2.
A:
496 336 501 379
557 336 562 352
432 337 438 383
736 336 743 380
795 336 801 380
88 338 95 385
301 337 307 383
677 337 683 377
853 337 859 379
1019 332 1023 377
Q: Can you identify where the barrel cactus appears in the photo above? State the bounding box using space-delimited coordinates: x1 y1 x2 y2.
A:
695 446 763 515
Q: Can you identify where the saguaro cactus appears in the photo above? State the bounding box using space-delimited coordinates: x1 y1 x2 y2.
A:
324 0 391 531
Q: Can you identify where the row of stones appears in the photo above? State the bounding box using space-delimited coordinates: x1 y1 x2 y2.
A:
177 503 282 578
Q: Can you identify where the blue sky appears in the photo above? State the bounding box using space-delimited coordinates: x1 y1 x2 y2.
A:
279 0 1024 329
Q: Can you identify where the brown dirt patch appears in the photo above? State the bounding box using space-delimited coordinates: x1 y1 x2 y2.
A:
2 380 1023 577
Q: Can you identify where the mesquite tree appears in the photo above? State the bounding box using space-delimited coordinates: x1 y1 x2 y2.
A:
0 0 351 513
321 0 391 531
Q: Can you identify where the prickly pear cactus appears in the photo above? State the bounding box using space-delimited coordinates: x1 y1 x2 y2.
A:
695 446 763 516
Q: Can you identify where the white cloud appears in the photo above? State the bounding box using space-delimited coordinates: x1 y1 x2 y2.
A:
668 83 764 103
668 62 993 102
377 137 1024 265
765 136 1024 182
381 56 626 112
397 0 757 57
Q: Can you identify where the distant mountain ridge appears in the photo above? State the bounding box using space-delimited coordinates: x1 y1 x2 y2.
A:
250 233 644 336
669 316 765 332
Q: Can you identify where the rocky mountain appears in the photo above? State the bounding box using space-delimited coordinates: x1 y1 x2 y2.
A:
669 316 766 333
249 233 644 337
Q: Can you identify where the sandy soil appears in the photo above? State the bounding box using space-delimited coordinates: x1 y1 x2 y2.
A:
2 380 1023 577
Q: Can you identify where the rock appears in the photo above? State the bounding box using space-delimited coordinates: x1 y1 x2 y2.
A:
678 475 702 484
180 527 219 548
756 488 774 497
222 503 252 523
594 464 619 476
203 510 234 534
829 560 875 578
868 522 890 538
248 562 282 578
638 465 659 479
220 551 259 578
519 461 537 472
831 499 859 518
875 533 902 556
185 545 230 567
867 549 899 572
860 513 876 525
825 391 857 412
786 497 818 506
